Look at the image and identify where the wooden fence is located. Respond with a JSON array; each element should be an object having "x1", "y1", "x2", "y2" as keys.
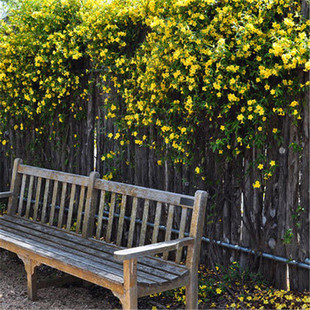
[{"x1": 0, "y1": 78, "x2": 309, "y2": 291}]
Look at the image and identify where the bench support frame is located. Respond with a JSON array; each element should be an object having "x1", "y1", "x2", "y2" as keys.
[{"x1": 18, "y1": 255, "x2": 41, "y2": 301}]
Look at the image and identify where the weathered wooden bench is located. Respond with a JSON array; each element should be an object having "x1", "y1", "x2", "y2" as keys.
[{"x1": 0, "y1": 158, "x2": 208, "y2": 309}]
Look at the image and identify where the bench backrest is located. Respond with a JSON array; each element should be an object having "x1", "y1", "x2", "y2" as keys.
[{"x1": 7, "y1": 158, "x2": 208, "y2": 264}]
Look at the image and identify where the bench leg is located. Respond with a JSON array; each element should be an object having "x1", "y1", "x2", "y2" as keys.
[
  {"x1": 186, "y1": 272, "x2": 198, "y2": 310},
  {"x1": 121, "y1": 259, "x2": 138, "y2": 310},
  {"x1": 18, "y1": 255, "x2": 40, "y2": 301}
]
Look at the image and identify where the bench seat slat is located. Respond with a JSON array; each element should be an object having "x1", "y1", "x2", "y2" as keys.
[
  {"x1": 1, "y1": 215, "x2": 188, "y2": 279},
  {"x1": 0, "y1": 229, "x2": 124, "y2": 284},
  {"x1": 0, "y1": 218, "x2": 176, "y2": 283},
  {"x1": 0, "y1": 220, "x2": 167, "y2": 284}
]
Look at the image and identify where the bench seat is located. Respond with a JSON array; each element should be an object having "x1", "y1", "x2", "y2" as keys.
[{"x1": 0, "y1": 214, "x2": 189, "y2": 296}]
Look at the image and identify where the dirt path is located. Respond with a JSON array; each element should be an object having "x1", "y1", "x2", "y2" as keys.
[{"x1": 0, "y1": 249, "x2": 123, "y2": 309}]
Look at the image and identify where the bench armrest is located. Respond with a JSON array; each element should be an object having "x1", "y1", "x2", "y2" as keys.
[
  {"x1": 0, "y1": 191, "x2": 13, "y2": 199},
  {"x1": 114, "y1": 237, "x2": 194, "y2": 261}
]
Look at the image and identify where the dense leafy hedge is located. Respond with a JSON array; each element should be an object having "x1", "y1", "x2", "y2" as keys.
[{"x1": 0, "y1": 0, "x2": 309, "y2": 186}]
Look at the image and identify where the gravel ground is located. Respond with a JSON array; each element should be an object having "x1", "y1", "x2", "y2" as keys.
[{"x1": 0, "y1": 249, "x2": 124, "y2": 309}]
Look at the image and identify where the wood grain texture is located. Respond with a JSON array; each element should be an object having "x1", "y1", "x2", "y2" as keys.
[
  {"x1": 1, "y1": 160, "x2": 208, "y2": 309},
  {"x1": 7, "y1": 158, "x2": 22, "y2": 215}
]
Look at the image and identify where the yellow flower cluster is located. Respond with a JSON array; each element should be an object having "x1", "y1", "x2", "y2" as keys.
[{"x1": 0, "y1": 0, "x2": 308, "y2": 182}]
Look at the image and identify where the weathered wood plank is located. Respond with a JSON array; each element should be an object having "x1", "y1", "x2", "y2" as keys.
[
  {"x1": 48, "y1": 180, "x2": 58, "y2": 225},
  {"x1": 186, "y1": 191, "x2": 208, "y2": 310},
  {"x1": 75, "y1": 185, "x2": 85, "y2": 233},
  {"x1": 0, "y1": 191, "x2": 13, "y2": 199},
  {"x1": 17, "y1": 174, "x2": 27, "y2": 216},
  {"x1": 94, "y1": 179, "x2": 194, "y2": 208},
  {"x1": 25, "y1": 175, "x2": 34, "y2": 219},
  {"x1": 57, "y1": 182, "x2": 67, "y2": 228},
  {"x1": 163, "y1": 204, "x2": 175, "y2": 260},
  {"x1": 106, "y1": 193, "x2": 116, "y2": 243},
  {"x1": 0, "y1": 217, "x2": 182, "y2": 282},
  {"x1": 152, "y1": 202, "x2": 162, "y2": 244},
  {"x1": 41, "y1": 179, "x2": 50, "y2": 224},
  {"x1": 66, "y1": 184, "x2": 76, "y2": 231},
  {"x1": 116, "y1": 195, "x2": 127, "y2": 246},
  {"x1": 139, "y1": 199, "x2": 149, "y2": 246},
  {"x1": 82, "y1": 172, "x2": 99, "y2": 238},
  {"x1": 96, "y1": 190, "x2": 106, "y2": 239},
  {"x1": 0, "y1": 229, "x2": 124, "y2": 284},
  {"x1": 122, "y1": 258, "x2": 138, "y2": 309},
  {"x1": 18, "y1": 165, "x2": 89, "y2": 187},
  {"x1": 7, "y1": 158, "x2": 23, "y2": 215},
  {"x1": 0, "y1": 233, "x2": 125, "y2": 296},
  {"x1": 33, "y1": 177, "x2": 42, "y2": 221},
  {"x1": 176, "y1": 207, "x2": 187, "y2": 263},
  {"x1": 128, "y1": 197, "x2": 138, "y2": 248},
  {"x1": 0, "y1": 222, "x2": 166, "y2": 284},
  {"x1": 2, "y1": 215, "x2": 188, "y2": 275},
  {"x1": 114, "y1": 237, "x2": 194, "y2": 261}
]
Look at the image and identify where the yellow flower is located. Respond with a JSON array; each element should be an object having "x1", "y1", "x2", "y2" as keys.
[
  {"x1": 270, "y1": 160, "x2": 276, "y2": 166},
  {"x1": 272, "y1": 128, "x2": 278, "y2": 133},
  {"x1": 195, "y1": 167, "x2": 201, "y2": 174},
  {"x1": 258, "y1": 164, "x2": 264, "y2": 170},
  {"x1": 216, "y1": 288, "x2": 222, "y2": 294},
  {"x1": 2, "y1": 140, "x2": 7, "y2": 146},
  {"x1": 220, "y1": 125, "x2": 225, "y2": 131},
  {"x1": 253, "y1": 180, "x2": 261, "y2": 188}
]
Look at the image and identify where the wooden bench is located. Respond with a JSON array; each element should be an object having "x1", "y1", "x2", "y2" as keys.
[{"x1": 0, "y1": 158, "x2": 208, "y2": 309}]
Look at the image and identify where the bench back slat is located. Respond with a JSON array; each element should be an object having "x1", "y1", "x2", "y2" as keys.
[
  {"x1": 57, "y1": 182, "x2": 68, "y2": 228},
  {"x1": 75, "y1": 185, "x2": 86, "y2": 233},
  {"x1": 49, "y1": 180, "x2": 59, "y2": 225},
  {"x1": 96, "y1": 190, "x2": 106, "y2": 239},
  {"x1": 18, "y1": 174, "x2": 27, "y2": 216},
  {"x1": 163, "y1": 204, "x2": 175, "y2": 260},
  {"x1": 139, "y1": 199, "x2": 149, "y2": 247},
  {"x1": 33, "y1": 177, "x2": 42, "y2": 221},
  {"x1": 41, "y1": 179, "x2": 50, "y2": 224},
  {"x1": 176, "y1": 207, "x2": 188, "y2": 263},
  {"x1": 106, "y1": 192, "x2": 116, "y2": 243},
  {"x1": 127, "y1": 196, "x2": 138, "y2": 248},
  {"x1": 25, "y1": 175, "x2": 34, "y2": 218},
  {"x1": 116, "y1": 194, "x2": 127, "y2": 246},
  {"x1": 152, "y1": 202, "x2": 162, "y2": 244},
  {"x1": 66, "y1": 183, "x2": 76, "y2": 231}
]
